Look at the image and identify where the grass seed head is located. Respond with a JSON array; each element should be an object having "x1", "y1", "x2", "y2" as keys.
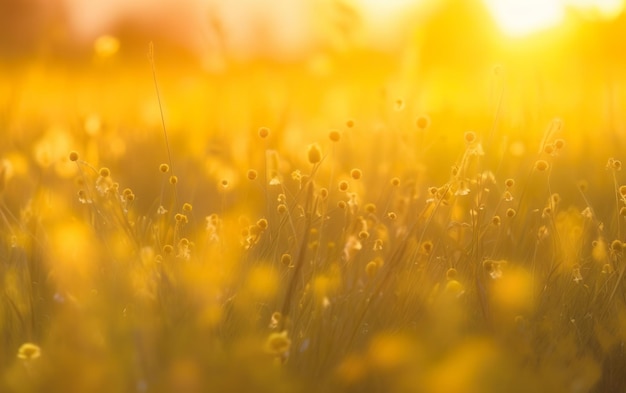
[
  {"x1": 258, "y1": 127, "x2": 270, "y2": 138},
  {"x1": 265, "y1": 331, "x2": 291, "y2": 356},
  {"x1": 247, "y1": 169, "x2": 258, "y2": 180},
  {"x1": 416, "y1": 115, "x2": 431, "y2": 130},
  {"x1": 607, "y1": 157, "x2": 623, "y2": 171},
  {"x1": 350, "y1": 168, "x2": 362, "y2": 180},
  {"x1": 307, "y1": 144, "x2": 322, "y2": 164},
  {"x1": 610, "y1": 239, "x2": 623, "y2": 253},
  {"x1": 69, "y1": 151, "x2": 79, "y2": 162},
  {"x1": 365, "y1": 260, "x2": 380, "y2": 279},
  {"x1": 280, "y1": 253, "x2": 292, "y2": 266},
  {"x1": 534, "y1": 160, "x2": 549, "y2": 172},
  {"x1": 464, "y1": 131, "x2": 476, "y2": 144},
  {"x1": 99, "y1": 167, "x2": 111, "y2": 177},
  {"x1": 17, "y1": 343, "x2": 41, "y2": 360},
  {"x1": 159, "y1": 163, "x2": 169, "y2": 173},
  {"x1": 329, "y1": 130, "x2": 341, "y2": 142},
  {"x1": 163, "y1": 244, "x2": 174, "y2": 255},
  {"x1": 256, "y1": 218, "x2": 269, "y2": 230}
]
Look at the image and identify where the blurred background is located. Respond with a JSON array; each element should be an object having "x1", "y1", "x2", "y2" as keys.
[{"x1": 1, "y1": 0, "x2": 626, "y2": 214}]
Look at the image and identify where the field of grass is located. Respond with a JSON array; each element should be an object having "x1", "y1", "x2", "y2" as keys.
[{"x1": 2, "y1": 2, "x2": 626, "y2": 392}]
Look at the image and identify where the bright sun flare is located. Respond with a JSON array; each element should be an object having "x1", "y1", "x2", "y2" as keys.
[{"x1": 483, "y1": 0, "x2": 624, "y2": 37}]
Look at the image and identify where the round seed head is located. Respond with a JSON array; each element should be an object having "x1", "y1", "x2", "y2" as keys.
[
  {"x1": 505, "y1": 178, "x2": 515, "y2": 188},
  {"x1": 169, "y1": 175, "x2": 178, "y2": 185},
  {"x1": 280, "y1": 253, "x2": 292, "y2": 266},
  {"x1": 159, "y1": 163, "x2": 169, "y2": 173},
  {"x1": 338, "y1": 180, "x2": 349, "y2": 192},
  {"x1": 365, "y1": 203, "x2": 376, "y2": 214},
  {"x1": 554, "y1": 138, "x2": 565, "y2": 149},
  {"x1": 163, "y1": 244, "x2": 174, "y2": 255},
  {"x1": 390, "y1": 177, "x2": 400, "y2": 187},
  {"x1": 69, "y1": 151, "x2": 79, "y2": 162},
  {"x1": 619, "y1": 185, "x2": 626, "y2": 197},
  {"x1": 346, "y1": 119, "x2": 355, "y2": 128},
  {"x1": 446, "y1": 268, "x2": 458, "y2": 280},
  {"x1": 464, "y1": 131, "x2": 476, "y2": 144},
  {"x1": 329, "y1": 130, "x2": 341, "y2": 142},
  {"x1": 247, "y1": 169, "x2": 258, "y2": 180},
  {"x1": 277, "y1": 204, "x2": 287, "y2": 214},
  {"x1": 258, "y1": 127, "x2": 270, "y2": 138},
  {"x1": 416, "y1": 115, "x2": 430, "y2": 130},
  {"x1": 506, "y1": 208, "x2": 516, "y2": 218},
  {"x1": 483, "y1": 260, "x2": 494, "y2": 273},
  {"x1": 534, "y1": 160, "x2": 549, "y2": 172},
  {"x1": 265, "y1": 331, "x2": 291, "y2": 355},
  {"x1": 350, "y1": 168, "x2": 362, "y2": 180},
  {"x1": 387, "y1": 212, "x2": 397, "y2": 220},
  {"x1": 543, "y1": 144, "x2": 555, "y2": 155},
  {"x1": 491, "y1": 215, "x2": 501, "y2": 226},
  {"x1": 365, "y1": 260, "x2": 379, "y2": 279},
  {"x1": 257, "y1": 218, "x2": 268, "y2": 230},
  {"x1": 99, "y1": 167, "x2": 111, "y2": 177},
  {"x1": 614, "y1": 160, "x2": 623, "y2": 171},
  {"x1": 421, "y1": 241, "x2": 433, "y2": 254},
  {"x1": 183, "y1": 203, "x2": 193, "y2": 212},
  {"x1": 337, "y1": 200, "x2": 347, "y2": 209},
  {"x1": 611, "y1": 240, "x2": 623, "y2": 252}
]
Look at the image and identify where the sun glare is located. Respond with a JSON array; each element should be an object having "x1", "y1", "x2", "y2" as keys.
[
  {"x1": 484, "y1": 0, "x2": 625, "y2": 37},
  {"x1": 483, "y1": 0, "x2": 564, "y2": 37},
  {"x1": 566, "y1": 0, "x2": 625, "y2": 19}
]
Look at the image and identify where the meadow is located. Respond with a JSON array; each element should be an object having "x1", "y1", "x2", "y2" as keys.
[{"x1": 2, "y1": 2, "x2": 626, "y2": 392}]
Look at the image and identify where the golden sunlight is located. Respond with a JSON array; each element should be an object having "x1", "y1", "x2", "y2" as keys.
[
  {"x1": 484, "y1": 0, "x2": 624, "y2": 37},
  {"x1": 3, "y1": 0, "x2": 626, "y2": 392},
  {"x1": 483, "y1": 0, "x2": 564, "y2": 37}
]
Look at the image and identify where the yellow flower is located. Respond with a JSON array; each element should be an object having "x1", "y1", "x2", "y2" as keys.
[
  {"x1": 17, "y1": 343, "x2": 41, "y2": 360},
  {"x1": 265, "y1": 331, "x2": 291, "y2": 356}
]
